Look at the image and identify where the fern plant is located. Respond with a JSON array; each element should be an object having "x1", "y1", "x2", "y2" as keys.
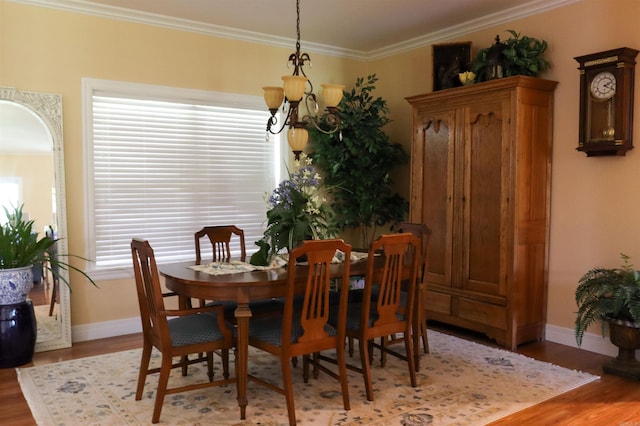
[{"x1": 575, "y1": 253, "x2": 640, "y2": 346}]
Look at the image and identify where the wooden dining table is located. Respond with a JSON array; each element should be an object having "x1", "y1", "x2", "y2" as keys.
[{"x1": 159, "y1": 258, "x2": 370, "y2": 420}]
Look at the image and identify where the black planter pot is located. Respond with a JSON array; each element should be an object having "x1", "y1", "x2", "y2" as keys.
[
  {"x1": 603, "y1": 318, "x2": 640, "y2": 380},
  {"x1": 0, "y1": 300, "x2": 37, "y2": 368}
]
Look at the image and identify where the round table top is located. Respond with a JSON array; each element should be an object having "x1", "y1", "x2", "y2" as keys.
[{"x1": 160, "y1": 259, "x2": 368, "y2": 302}]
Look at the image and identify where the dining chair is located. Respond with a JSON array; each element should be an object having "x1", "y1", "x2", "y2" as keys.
[
  {"x1": 194, "y1": 225, "x2": 280, "y2": 320},
  {"x1": 246, "y1": 239, "x2": 352, "y2": 426},
  {"x1": 381, "y1": 222, "x2": 432, "y2": 370},
  {"x1": 328, "y1": 233, "x2": 420, "y2": 401},
  {"x1": 130, "y1": 238, "x2": 236, "y2": 424},
  {"x1": 194, "y1": 225, "x2": 246, "y2": 264},
  {"x1": 194, "y1": 225, "x2": 245, "y2": 309}
]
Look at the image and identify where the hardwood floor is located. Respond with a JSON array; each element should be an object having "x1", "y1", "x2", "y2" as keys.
[{"x1": 1, "y1": 324, "x2": 639, "y2": 425}]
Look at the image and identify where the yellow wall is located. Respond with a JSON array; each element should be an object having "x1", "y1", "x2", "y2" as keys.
[
  {"x1": 373, "y1": 0, "x2": 640, "y2": 332},
  {"x1": 0, "y1": 153, "x2": 54, "y2": 231},
  {"x1": 0, "y1": 1, "x2": 364, "y2": 326},
  {"x1": 2, "y1": 0, "x2": 640, "y2": 340}
]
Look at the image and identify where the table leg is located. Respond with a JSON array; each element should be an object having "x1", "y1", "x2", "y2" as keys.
[
  {"x1": 178, "y1": 295, "x2": 190, "y2": 376},
  {"x1": 234, "y1": 301, "x2": 252, "y2": 419}
]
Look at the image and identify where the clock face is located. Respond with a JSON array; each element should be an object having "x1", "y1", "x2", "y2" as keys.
[{"x1": 590, "y1": 71, "x2": 616, "y2": 100}]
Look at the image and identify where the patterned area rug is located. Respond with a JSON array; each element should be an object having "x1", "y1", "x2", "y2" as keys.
[{"x1": 18, "y1": 330, "x2": 598, "y2": 425}]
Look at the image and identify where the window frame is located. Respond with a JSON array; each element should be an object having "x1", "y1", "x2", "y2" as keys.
[{"x1": 82, "y1": 78, "x2": 286, "y2": 280}]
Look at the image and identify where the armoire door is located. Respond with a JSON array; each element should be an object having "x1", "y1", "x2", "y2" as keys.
[
  {"x1": 458, "y1": 98, "x2": 510, "y2": 300},
  {"x1": 410, "y1": 109, "x2": 455, "y2": 314}
]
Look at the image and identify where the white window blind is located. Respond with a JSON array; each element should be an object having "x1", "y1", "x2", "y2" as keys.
[{"x1": 84, "y1": 80, "x2": 281, "y2": 273}]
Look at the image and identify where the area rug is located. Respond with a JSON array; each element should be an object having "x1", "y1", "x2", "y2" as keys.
[{"x1": 18, "y1": 330, "x2": 598, "y2": 425}]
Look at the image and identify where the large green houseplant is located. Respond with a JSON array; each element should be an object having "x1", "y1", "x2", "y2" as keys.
[
  {"x1": 575, "y1": 253, "x2": 640, "y2": 379},
  {"x1": 308, "y1": 74, "x2": 409, "y2": 247}
]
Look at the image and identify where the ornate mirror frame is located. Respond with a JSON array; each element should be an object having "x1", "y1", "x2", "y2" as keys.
[{"x1": 0, "y1": 86, "x2": 72, "y2": 351}]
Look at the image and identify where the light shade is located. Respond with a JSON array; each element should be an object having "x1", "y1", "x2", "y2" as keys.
[
  {"x1": 321, "y1": 84, "x2": 345, "y2": 108},
  {"x1": 282, "y1": 75, "x2": 307, "y2": 102},
  {"x1": 287, "y1": 126, "x2": 309, "y2": 152},
  {"x1": 263, "y1": 86, "x2": 284, "y2": 110}
]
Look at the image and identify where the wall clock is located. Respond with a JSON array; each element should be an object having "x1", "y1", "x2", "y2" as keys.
[{"x1": 575, "y1": 47, "x2": 638, "y2": 156}]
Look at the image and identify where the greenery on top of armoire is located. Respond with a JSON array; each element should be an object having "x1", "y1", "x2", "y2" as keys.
[
  {"x1": 472, "y1": 30, "x2": 550, "y2": 82},
  {"x1": 308, "y1": 74, "x2": 409, "y2": 246}
]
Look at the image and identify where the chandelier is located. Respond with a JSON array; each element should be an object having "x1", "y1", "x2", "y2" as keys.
[{"x1": 262, "y1": 0, "x2": 344, "y2": 160}]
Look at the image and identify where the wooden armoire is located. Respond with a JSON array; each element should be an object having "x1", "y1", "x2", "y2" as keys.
[{"x1": 406, "y1": 76, "x2": 557, "y2": 350}]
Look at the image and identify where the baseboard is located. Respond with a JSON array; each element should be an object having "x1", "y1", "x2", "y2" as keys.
[
  {"x1": 71, "y1": 318, "x2": 627, "y2": 359},
  {"x1": 545, "y1": 323, "x2": 620, "y2": 357},
  {"x1": 72, "y1": 316, "x2": 141, "y2": 342}
]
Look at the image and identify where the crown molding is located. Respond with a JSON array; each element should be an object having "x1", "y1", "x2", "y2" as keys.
[
  {"x1": 10, "y1": 0, "x2": 582, "y2": 61},
  {"x1": 368, "y1": 0, "x2": 583, "y2": 59},
  {"x1": 9, "y1": 0, "x2": 368, "y2": 60}
]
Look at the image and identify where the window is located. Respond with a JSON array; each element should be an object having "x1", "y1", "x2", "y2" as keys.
[
  {"x1": 0, "y1": 177, "x2": 21, "y2": 224},
  {"x1": 83, "y1": 79, "x2": 284, "y2": 278}
]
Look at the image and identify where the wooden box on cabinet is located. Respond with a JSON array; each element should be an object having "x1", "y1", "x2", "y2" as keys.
[{"x1": 406, "y1": 76, "x2": 557, "y2": 350}]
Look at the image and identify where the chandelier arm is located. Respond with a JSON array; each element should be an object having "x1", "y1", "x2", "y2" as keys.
[
  {"x1": 266, "y1": 108, "x2": 293, "y2": 135},
  {"x1": 300, "y1": 112, "x2": 341, "y2": 135},
  {"x1": 303, "y1": 92, "x2": 318, "y2": 114}
]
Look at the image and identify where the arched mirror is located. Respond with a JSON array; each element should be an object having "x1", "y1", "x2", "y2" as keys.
[{"x1": 0, "y1": 86, "x2": 71, "y2": 352}]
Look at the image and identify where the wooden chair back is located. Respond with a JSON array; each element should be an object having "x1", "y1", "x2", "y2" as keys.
[
  {"x1": 364, "y1": 233, "x2": 421, "y2": 332},
  {"x1": 391, "y1": 222, "x2": 431, "y2": 281},
  {"x1": 284, "y1": 239, "x2": 352, "y2": 353},
  {"x1": 131, "y1": 238, "x2": 170, "y2": 349},
  {"x1": 194, "y1": 225, "x2": 246, "y2": 264}
]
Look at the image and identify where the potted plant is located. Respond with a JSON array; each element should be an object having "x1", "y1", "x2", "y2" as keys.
[
  {"x1": 308, "y1": 74, "x2": 409, "y2": 247},
  {"x1": 250, "y1": 154, "x2": 336, "y2": 266},
  {"x1": 575, "y1": 253, "x2": 640, "y2": 379},
  {"x1": 0, "y1": 204, "x2": 96, "y2": 367},
  {"x1": 472, "y1": 30, "x2": 550, "y2": 82}
]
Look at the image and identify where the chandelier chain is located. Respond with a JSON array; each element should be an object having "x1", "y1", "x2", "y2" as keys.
[{"x1": 296, "y1": 0, "x2": 301, "y2": 54}]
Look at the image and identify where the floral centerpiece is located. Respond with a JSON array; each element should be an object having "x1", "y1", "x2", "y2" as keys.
[{"x1": 250, "y1": 154, "x2": 335, "y2": 266}]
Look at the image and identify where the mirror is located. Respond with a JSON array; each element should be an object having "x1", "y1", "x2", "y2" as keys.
[{"x1": 0, "y1": 86, "x2": 71, "y2": 352}]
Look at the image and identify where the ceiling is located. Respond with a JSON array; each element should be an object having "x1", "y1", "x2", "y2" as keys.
[
  {"x1": 3, "y1": 0, "x2": 574, "y2": 153},
  {"x1": 24, "y1": 0, "x2": 575, "y2": 57}
]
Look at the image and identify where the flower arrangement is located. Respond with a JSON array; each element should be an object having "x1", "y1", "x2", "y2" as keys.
[{"x1": 250, "y1": 154, "x2": 335, "y2": 266}]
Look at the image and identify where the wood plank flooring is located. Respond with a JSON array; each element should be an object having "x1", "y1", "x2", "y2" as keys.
[{"x1": 1, "y1": 323, "x2": 639, "y2": 425}]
